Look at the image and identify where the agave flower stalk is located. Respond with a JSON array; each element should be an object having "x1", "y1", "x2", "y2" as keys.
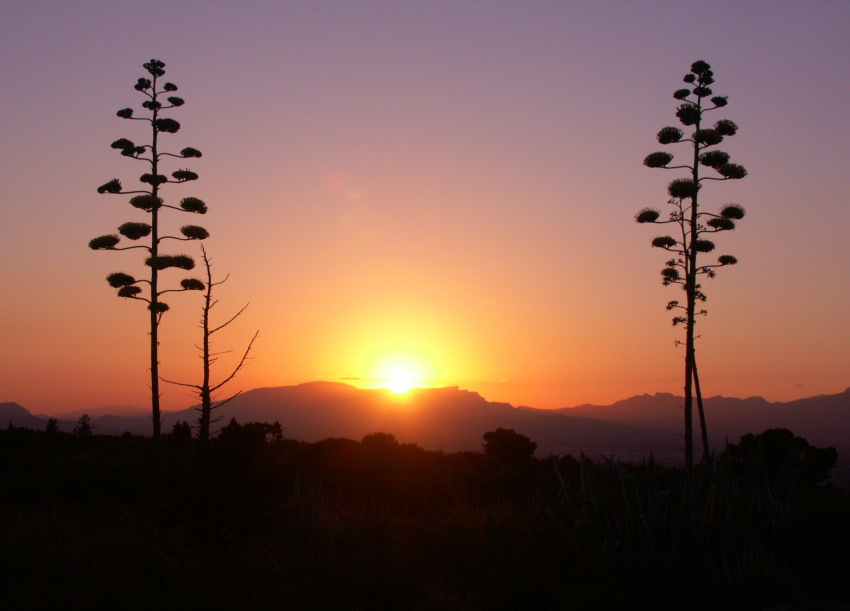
[
  {"x1": 88, "y1": 59, "x2": 209, "y2": 441},
  {"x1": 636, "y1": 61, "x2": 747, "y2": 471}
]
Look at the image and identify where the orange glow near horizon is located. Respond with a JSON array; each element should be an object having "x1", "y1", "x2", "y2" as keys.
[
  {"x1": 307, "y1": 300, "x2": 475, "y2": 396},
  {"x1": 3, "y1": 3, "x2": 850, "y2": 416},
  {"x1": 371, "y1": 352, "x2": 432, "y2": 394}
]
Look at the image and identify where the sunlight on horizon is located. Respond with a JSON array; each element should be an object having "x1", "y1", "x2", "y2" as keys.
[{"x1": 372, "y1": 352, "x2": 433, "y2": 395}]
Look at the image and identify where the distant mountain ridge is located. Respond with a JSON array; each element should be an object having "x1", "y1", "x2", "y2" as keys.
[
  {"x1": 554, "y1": 388, "x2": 850, "y2": 450},
  {"x1": 0, "y1": 403, "x2": 44, "y2": 430},
  {"x1": 2, "y1": 385, "x2": 849, "y2": 466}
]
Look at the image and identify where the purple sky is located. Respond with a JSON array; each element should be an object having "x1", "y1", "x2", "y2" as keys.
[{"x1": 2, "y1": 1, "x2": 849, "y2": 414}]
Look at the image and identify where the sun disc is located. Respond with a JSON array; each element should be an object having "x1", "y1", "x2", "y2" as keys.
[
  {"x1": 375, "y1": 354, "x2": 429, "y2": 394},
  {"x1": 387, "y1": 377, "x2": 415, "y2": 394}
]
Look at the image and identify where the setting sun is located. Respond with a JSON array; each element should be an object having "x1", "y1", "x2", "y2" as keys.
[{"x1": 374, "y1": 354, "x2": 431, "y2": 394}]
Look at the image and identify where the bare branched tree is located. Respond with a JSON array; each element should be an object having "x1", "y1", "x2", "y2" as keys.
[{"x1": 162, "y1": 245, "x2": 258, "y2": 442}]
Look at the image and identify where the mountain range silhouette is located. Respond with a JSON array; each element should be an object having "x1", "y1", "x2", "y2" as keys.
[{"x1": 4, "y1": 383, "x2": 849, "y2": 472}]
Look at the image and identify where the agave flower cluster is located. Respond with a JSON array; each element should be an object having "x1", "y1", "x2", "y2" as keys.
[
  {"x1": 635, "y1": 60, "x2": 747, "y2": 327},
  {"x1": 635, "y1": 60, "x2": 747, "y2": 471},
  {"x1": 89, "y1": 59, "x2": 209, "y2": 314}
]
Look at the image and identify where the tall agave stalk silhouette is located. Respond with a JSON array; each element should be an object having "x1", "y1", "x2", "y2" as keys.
[
  {"x1": 89, "y1": 59, "x2": 209, "y2": 441},
  {"x1": 636, "y1": 60, "x2": 747, "y2": 470}
]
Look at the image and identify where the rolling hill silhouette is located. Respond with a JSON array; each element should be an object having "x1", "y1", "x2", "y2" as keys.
[
  {"x1": 3, "y1": 384, "x2": 849, "y2": 467},
  {"x1": 184, "y1": 382, "x2": 677, "y2": 459},
  {"x1": 0, "y1": 402, "x2": 43, "y2": 430}
]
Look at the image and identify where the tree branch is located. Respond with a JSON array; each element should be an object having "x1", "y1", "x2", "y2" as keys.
[
  {"x1": 208, "y1": 390, "x2": 243, "y2": 412},
  {"x1": 209, "y1": 330, "x2": 259, "y2": 393},
  {"x1": 104, "y1": 189, "x2": 152, "y2": 196},
  {"x1": 210, "y1": 303, "x2": 250, "y2": 335},
  {"x1": 160, "y1": 376, "x2": 202, "y2": 390}
]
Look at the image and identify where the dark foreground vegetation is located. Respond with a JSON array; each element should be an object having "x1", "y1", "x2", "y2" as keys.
[{"x1": 1, "y1": 422, "x2": 848, "y2": 611}]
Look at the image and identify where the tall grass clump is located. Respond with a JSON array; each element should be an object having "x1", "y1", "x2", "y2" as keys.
[{"x1": 547, "y1": 443, "x2": 844, "y2": 609}]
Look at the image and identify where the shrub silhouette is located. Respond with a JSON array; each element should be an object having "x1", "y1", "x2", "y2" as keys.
[
  {"x1": 483, "y1": 428, "x2": 537, "y2": 464},
  {"x1": 723, "y1": 428, "x2": 837, "y2": 489}
]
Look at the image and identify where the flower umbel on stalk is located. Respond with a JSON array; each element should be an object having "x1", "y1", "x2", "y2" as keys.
[
  {"x1": 89, "y1": 59, "x2": 208, "y2": 442},
  {"x1": 636, "y1": 60, "x2": 747, "y2": 471}
]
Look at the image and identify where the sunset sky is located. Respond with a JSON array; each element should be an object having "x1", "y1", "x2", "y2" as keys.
[{"x1": 2, "y1": 1, "x2": 849, "y2": 415}]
